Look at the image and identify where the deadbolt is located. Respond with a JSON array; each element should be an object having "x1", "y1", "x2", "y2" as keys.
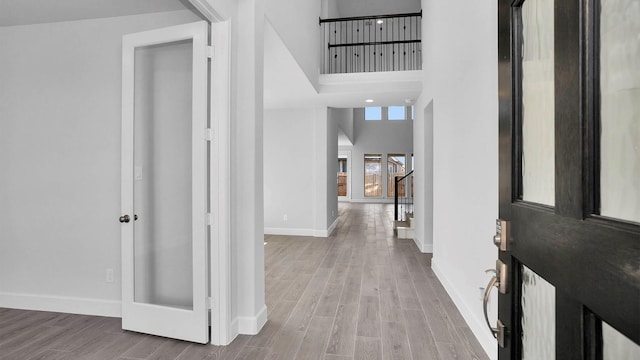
[
  {"x1": 119, "y1": 215, "x2": 130, "y2": 223},
  {"x1": 493, "y1": 219, "x2": 509, "y2": 251}
]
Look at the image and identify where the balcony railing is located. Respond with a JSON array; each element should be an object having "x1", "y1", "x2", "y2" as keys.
[
  {"x1": 394, "y1": 170, "x2": 414, "y2": 221},
  {"x1": 320, "y1": 11, "x2": 422, "y2": 74}
]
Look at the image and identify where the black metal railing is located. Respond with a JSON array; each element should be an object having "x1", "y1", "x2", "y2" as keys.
[
  {"x1": 320, "y1": 11, "x2": 422, "y2": 74},
  {"x1": 394, "y1": 170, "x2": 414, "y2": 221}
]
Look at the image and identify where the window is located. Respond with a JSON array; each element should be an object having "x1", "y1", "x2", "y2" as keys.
[
  {"x1": 388, "y1": 106, "x2": 405, "y2": 120},
  {"x1": 364, "y1": 107, "x2": 382, "y2": 120},
  {"x1": 337, "y1": 158, "x2": 347, "y2": 196},
  {"x1": 364, "y1": 154, "x2": 382, "y2": 197},
  {"x1": 411, "y1": 105, "x2": 415, "y2": 120},
  {"x1": 387, "y1": 154, "x2": 406, "y2": 197}
]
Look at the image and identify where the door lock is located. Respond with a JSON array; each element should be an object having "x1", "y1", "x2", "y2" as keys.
[{"x1": 493, "y1": 219, "x2": 509, "y2": 251}]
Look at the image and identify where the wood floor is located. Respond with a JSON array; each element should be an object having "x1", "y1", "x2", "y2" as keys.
[{"x1": 0, "y1": 203, "x2": 488, "y2": 360}]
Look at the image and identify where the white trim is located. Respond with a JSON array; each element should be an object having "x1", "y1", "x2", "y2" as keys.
[
  {"x1": 0, "y1": 292, "x2": 121, "y2": 318},
  {"x1": 188, "y1": 0, "x2": 225, "y2": 22},
  {"x1": 236, "y1": 305, "x2": 268, "y2": 335},
  {"x1": 326, "y1": 217, "x2": 339, "y2": 237},
  {"x1": 265, "y1": 217, "x2": 339, "y2": 238},
  {"x1": 412, "y1": 236, "x2": 433, "y2": 253},
  {"x1": 265, "y1": 227, "x2": 315, "y2": 237},
  {"x1": 431, "y1": 258, "x2": 496, "y2": 360},
  {"x1": 209, "y1": 19, "x2": 232, "y2": 346}
]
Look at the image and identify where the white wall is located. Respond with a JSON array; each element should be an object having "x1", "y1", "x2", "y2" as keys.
[
  {"x1": 264, "y1": 109, "x2": 316, "y2": 233},
  {"x1": 230, "y1": 0, "x2": 267, "y2": 337},
  {"x1": 342, "y1": 108, "x2": 414, "y2": 202},
  {"x1": 412, "y1": 101, "x2": 433, "y2": 253},
  {"x1": 334, "y1": 107, "x2": 354, "y2": 144},
  {"x1": 322, "y1": 0, "x2": 341, "y2": 18},
  {"x1": 264, "y1": 0, "x2": 322, "y2": 90},
  {"x1": 416, "y1": 0, "x2": 499, "y2": 358},
  {"x1": 0, "y1": 10, "x2": 201, "y2": 316},
  {"x1": 263, "y1": 107, "x2": 338, "y2": 237}
]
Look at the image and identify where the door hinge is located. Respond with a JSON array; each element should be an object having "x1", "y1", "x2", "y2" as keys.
[
  {"x1": 205, "y1": 128, "x2": 214, "y2": 142},
  {"x1": 207, "y1": 213, "x2": 215, "y2": 226},
  {"x1": 207, "y1": 46, "x2": 213, "y2": 59},
  {"x1": 207, "y1": 297, "x2": 214, "y2": 309}
]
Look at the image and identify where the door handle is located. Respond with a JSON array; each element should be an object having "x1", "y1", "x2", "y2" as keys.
[
  {"x1": 483, "y1": 270, "x2": 499, "y2": 338},
  {"x1": 119, "y1": 215, "x2": 130, "y2": 223},
  {"x1": 483, "y1": 262, "x2": 508, "y2": 347}
]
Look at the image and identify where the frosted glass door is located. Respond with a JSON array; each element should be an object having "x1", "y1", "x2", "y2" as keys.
[
  {"x1": 521, "y1": 265, "x2": 555, "y2": 360},
  {"x1": 599, "y1": 0, "x2": 640, "y2": 223},
  {"x1": 521, "y1": 0, "x2": 555, "y2": 206},
  {"x1": 121, "y1": 21, "x2": 208, "y2": 344}
]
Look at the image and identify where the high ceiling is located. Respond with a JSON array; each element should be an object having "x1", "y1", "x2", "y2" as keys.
[
  {"x1": 335, "y1": 0, "x2": 421, "y2": 17},
  {"x1": 0, "y1": 0, "x2": 195, "y2": 27}
]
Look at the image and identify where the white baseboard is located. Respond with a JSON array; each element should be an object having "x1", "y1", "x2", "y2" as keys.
[
  {"x1": 264, "y1": 227, "x2": 315, "y2": 237},
  {"x1": 431, "y1": 259, "x2": 497, "y2": 360},
  {"x1": 319, "y1": 217, "x2": 339, "y2": 237},
  {"x1": 412, "y1": 236, "x2": 433, "y2": 253},
  {"x1": 0, "y1": 292, "x2": 121, "y2": 318},
  {"x1": 237, "y1": 304, "x2": 268, "y2": 335},
  {"x1": 265, "y1": 218, "x2": 339, "y2": 238}
]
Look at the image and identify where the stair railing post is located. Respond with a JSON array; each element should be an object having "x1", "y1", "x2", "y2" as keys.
[{"x1": 394, "y1": 176, "x2": 399, "y2": 221}]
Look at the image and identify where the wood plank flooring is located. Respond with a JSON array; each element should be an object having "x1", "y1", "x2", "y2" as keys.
[{"x1": 0, "y1": 203, "x2": 488, "y2": 360}]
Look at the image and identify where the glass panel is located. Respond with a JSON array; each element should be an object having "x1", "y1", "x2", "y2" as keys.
[
  {"x1": 521, "y1": 0, "x2": 555, "y2": 206},
  {"x1": 365, "y1": 107, "x2": 382, "y2": 120},
  {"x1": 387, "y1": 154, "x2": 406, "y2": 197},
  {"x1": 133, "y1": 40, "x2": 194, "y2": 309},
  {"x1": 521, "y1": 265, "x2": 555, "y2": 360},
  {"x1": 599, "y1": 0, "x2": 640, "y2": 223},
  {"x1": 388, "y1": 106, "x2": 405, "y2": 120},
  {"x1": 602, "y1": 321, "x2": 640, "y2": 359},
  {"x1": 338, "y1": 158, "x2": 347, "y2": 196},
  {"x1": 364, "y1": 154, "x2": 382, "y2": 197}
]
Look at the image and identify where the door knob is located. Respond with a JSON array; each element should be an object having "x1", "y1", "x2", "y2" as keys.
[{"x1": 119, "y1": 215, "x2": 130, "y2": 223}]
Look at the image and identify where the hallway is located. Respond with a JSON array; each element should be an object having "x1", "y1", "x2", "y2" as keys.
[{"x1": 0, "y1": 203, "x2": 488, "y2": 360}]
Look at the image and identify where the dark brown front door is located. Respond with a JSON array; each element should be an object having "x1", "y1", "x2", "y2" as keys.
[{"x1": 495, "y1": 0, "x2": 639, "y2": 359}]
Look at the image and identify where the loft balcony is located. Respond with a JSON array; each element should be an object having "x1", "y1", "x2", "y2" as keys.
[{"x1": 320, "y1": 11, "x2": 422, "y2": 74}]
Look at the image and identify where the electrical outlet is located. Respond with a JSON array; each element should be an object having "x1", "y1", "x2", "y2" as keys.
[
  {"x1": 283, "y1": 214, "x2": 288, "y2": 221},
  {"x1": 106, "y1": 269, "x2": 114, "y2": 283}
]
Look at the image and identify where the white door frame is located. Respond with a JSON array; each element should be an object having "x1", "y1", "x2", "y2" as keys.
[
  {"x1": 187, "y1": 0, "x2": 234, "y2": 345},
  {"x1": 209, "y1": 19, "x2": 233, "y2": 346}
]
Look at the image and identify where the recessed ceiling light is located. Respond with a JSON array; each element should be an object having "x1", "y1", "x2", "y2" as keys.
[
  {"x1": 377, "y1": 19, "x2": 384, "y2": 24},
  {"x1": 365, "y1": 99, "x2": 374, "y2": 103}
]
